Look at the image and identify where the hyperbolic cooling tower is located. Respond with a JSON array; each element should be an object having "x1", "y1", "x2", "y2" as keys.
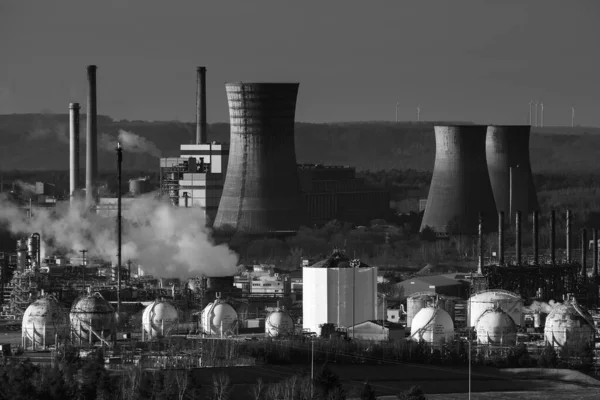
[
  {"x1": 213, "y1": 83, "x2": 306, "y2": 234},
  {"x1": 420, "y1": 125, "x2": 498, "y2": 234},
  {"x1": 485, "y1": 125, "x2": 539, "y2": 220}
]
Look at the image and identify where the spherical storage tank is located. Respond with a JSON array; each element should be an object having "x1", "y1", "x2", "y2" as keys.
[
  {"x1": 22, "y1": 295, "x2": 68, "y2": 349},
  {"x1": 265, "y1": 308, "x2": 295, "y2": 337},
  {"x1": 544, "y1": 296, "x2": 595, "y2": 349},
  {"x1": 201, "y1": 299, "x2": 238, "y2": 336},
  {"x1": 70, "y1": 292, "x2": 116, "y2": 343},
  {"x1": 469, "y1": 290, "x2": 523, "y2": 327},
  {"x1": 410, "y1": 306, "x2": 454, "y2": 344},
  {"x1": 475, "y1": 306, "x2": 517, "y2": 346},
  {"x1": 142, "y1": 300, "x2": 179, "y2": 339},
  {"x1": 406, "y1": 293, "x2": 436, "y2": 328}
]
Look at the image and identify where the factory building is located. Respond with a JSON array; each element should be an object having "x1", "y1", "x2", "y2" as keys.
[{"x1": 299, "y1": 164, "x2": 391, "y2": 226}]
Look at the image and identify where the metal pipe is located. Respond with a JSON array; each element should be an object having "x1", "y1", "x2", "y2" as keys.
[
  {"x1": 566, "y1": 210, "x2": 572, "y2": 263},
  {"x1": 550, "y1": 210, "x2": 556, "y2": 265},
  {"x1": 69, "y1": 103, "x2": 80, "y2": 203},
  {"x1": 478, "y1": 212, "x2": 483, "y2": 273},
  {"x1": 581, "y1": 228, "x2": 587, "y2": 277},
  {"x1": 532, "y1": 210, "x2": 539, "y2": 265},
  {"x1": 498, "y1": 211, "x2": 504, "y2": 265},
  {"x1": 516, "y1": 211, "x2": 522, "y2": 265},
  {"x1": 593, "y1": 228, "x2": 598, "y2": 278},
  {"x1": 196, "y1": 67, "x2": 207, "y2": 144},
  {"x1": 117, "y1": 142, "x2": 122, "y2": 316},
  {"x1": 85, "y1": 65, "x2": 98, "y2": 207}
]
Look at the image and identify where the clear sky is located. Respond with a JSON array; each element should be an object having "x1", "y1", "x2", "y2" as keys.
[{"x1": 1, "y1": 0, "x2": 598, "y2": 126}]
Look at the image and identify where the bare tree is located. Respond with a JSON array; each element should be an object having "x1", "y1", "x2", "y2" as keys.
[
  {"x1": 174, "y1": 369, "x2": 189, "y2": 400},
  {"x1": 212, "y1": 372, "x2": 232, "y2": 400},
  {"x1": 250, "y1": 378, "x2": 264, "y2": 400},
  {"x1": 120, "y1": 365, "x2": 142, "y2": 400}
]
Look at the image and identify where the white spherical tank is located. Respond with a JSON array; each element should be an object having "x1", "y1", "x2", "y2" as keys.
[
  {"x1": 265, "y1": 309, "x2": 295, "y2": 337},
  {"x1": 544, "y1": 296, "x2": 595, "y2": 349},
  {"x1": 475, "y1": 306, "x2": 517, "y2": 346},
  {"x1": 142, "y1": 300, "x2": 179, "y2": 339},
  {"x1": 410, "y1": 306, "x2": 454, "y2": 344},
  {"x1": 406, "y1": 293, "x2": 436, "y2": 328},
  {"x1": 201, "y1": 299, "x2": 238, "y2": 336},
  {"x1": 22, "y1": 295, "x2": 68, "y2": 349},
  {"x1": 69, "y1": 292, "x2": 116, "y2": 343},
  {"x1": 469, "y1": 290, "x2": 523, "y2": 327}
]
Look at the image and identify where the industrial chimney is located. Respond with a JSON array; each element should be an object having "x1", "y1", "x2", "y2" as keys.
[
  {"x1": 486, "y1": 125, "x2": 539, "y2": 223},
  {"x1": 213, "y1": 82, "x2": 307, "y2": 234},
  {"x1": 69, "y1": 103, "x2": 80, "y2": 204},
  {"x1": 420, "y1": 125, "x2": 498, "y2": 234},
  {"x1": 196, "y1": 66, "x2": 207, "y2": 144},
  {"x1": 85, "y1": 65, "x2": 98, "y2": 207}
]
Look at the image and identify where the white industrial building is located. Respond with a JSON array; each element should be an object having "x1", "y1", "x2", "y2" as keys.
[{"x1": 302, "y1": 251, "x2": 378, "y2": 336}]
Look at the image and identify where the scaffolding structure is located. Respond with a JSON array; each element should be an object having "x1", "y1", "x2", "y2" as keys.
[{"x1": 159, "y1": 158, "x2": 189, "y2": 206}]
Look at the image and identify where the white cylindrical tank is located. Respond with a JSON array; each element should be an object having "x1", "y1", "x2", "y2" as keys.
[
  {"x1": 22, "y1": 295, "x2": 68, "y2": 349},
  {"x1": 469, "y1": 290, "x2": 523, "y2": 327},
  {"x1": 201, "y1": 299, "x2": 238, "y2": 336},
  {"x1": 475, "y1": 306, "x2": 517, "y2": 346},
  {"x1": 406, "y1": 293, "x2": 435, "y2": 328},
  {"x1": 265, "y1": 308, "x2": 295, "y2": 337},
  {"x1": 410, "y1": 306, "x2": 454, "y2": 344},
  {"x1": 142, "y1": 300, "x2": 179, "y2": 339},
  {"x1": 69, "y1": 292, "x2": 116, "y2": 343},
  {"x1": 544, "y1": 296, "x2": 595, "y2": 349}
]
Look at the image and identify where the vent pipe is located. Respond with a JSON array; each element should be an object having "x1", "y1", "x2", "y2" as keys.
[
  {"x1": 566, "y1": 210, "x2": 572, "y2": 263},
  {"x1": 550, "y1": 210, "x2": 556, "y2": 265},
  {"x1": 117, "y1": 142, "x2": 122, "y2": 316},
  {"x1": 515, "y1": 210, "x2": 522, "y2": 265},
  {"x1": 478, "y1": 212, "x2": 484, "y2": 274},
  {"x1": 85, "y1": 65, "x2": 98, "y2": 207},
  {"x1": 581, "y1": 228, "x2": 587, "y2": 277},
  {"x1": 69, "y1": 103, "x2": 80, "y2": 204},
  {"x1": 498, "y1": 211, "x2": 504, "y2": 265},
  {"x1": 532, "y1": 210, "x2": 539, "y2": 265},
  {"x1": 196, "y1": 66, "x2": 207, "y2": 144},
  {"x1": 593, "y1": 228, "x2": 598, "y2": 278}
]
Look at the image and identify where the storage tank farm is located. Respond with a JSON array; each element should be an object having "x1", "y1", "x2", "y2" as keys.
[{"x1": 213, "y1": 82, "x2": 307, "y2": 234}]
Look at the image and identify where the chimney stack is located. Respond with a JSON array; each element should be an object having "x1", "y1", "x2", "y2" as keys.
[
  {"x1": 515, "y1": 210, "x2": 522, "y2": 265},
  {"x1": 69, "y1": 103, "x2": 80, "y2": 204},
  {"x1": 566, "y1": 210, "x2": 572, "y2": 263},
  {"x1": 550, "y1": 210, "x2": 556, "y2": 264},
  {"x1": 196, "y1": 66, "x2": 207, "y2": 144},
  {"x1": 85, "y1": 65, "x2": 98, "y2": 207}
]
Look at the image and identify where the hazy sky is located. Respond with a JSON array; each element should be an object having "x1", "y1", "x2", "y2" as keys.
[{"x1": 1, "y1": 0, "x2": 598, "y2": 126}]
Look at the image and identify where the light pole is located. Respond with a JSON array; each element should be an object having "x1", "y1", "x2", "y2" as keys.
[
  {"x1": 395, "y1": 102, "x2": 399, "y2": 122},
  {"x1": 311, "y1": 338, "x2": 314, "y2": 398}
]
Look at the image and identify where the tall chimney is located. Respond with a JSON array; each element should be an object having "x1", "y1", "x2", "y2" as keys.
[
  {"x1": 69, "y1": 103, "x2": 80, "y2": 204},
  {"x1": 196, "y1": 66, "x2": 207, "y2": 144},
  {"x1": 478, "y1": 212, "x2": 484, "y2": 274},
  {"x1": 532, "y1": 210, "x2": 539, "y2": 265},
  {"x1": 566, "y1": 210, "x2": 572, "y2": 263},
  {"x1": 516, "y1": 210, "x2": 522, "y2": 265},
  {"x1": 85, "y1": 65, "x2": 98, "y2": 207},
  {"x1": 581, "y1": 228, "x2": 587, "y2": 277},
  {"x1": 593, "y1": 228, "x2": 598, "y2": 278},
  {"x1": 550, "y1": 210, "x2": 556, "y2": 264},
  {"x1": 498, "y1": 211, "x2": 505, "y2": 265}
]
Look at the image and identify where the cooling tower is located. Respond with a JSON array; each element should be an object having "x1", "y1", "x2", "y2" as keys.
[
  {"x1": 485, "y1": 125, "x2": 538, "y2": 221},
  {"x1": 85, "y1": 65, "x2": 98, "y2": 207},
  {"x1": 196, "y1": 66, "x2": 207, "y2": 144},
  {"x1": 69, "y1": 103, "x2": 80, "y2": 204},
  {"x1": 213, "y1": 82, "x2": 306, "y2": 234},
  {"x1": 420, "y1": 125, "x2": 497, "y2": 234}
]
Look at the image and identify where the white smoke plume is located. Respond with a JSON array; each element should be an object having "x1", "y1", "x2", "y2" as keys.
[
  {"x1": 27, "y1": 121, "x2": 69, "y2": 144},
  {"x1": 0, "y1": 193, "x2": 239, "y2": 278},
  {"x1": 100, "y1": 130, "x2": 161, "y2": 158},
  {"x1": 523, "y1": 300, "x2": 560, "y2": 314},
  {"x1": 13, "y1": 180, "x2": 36, "y2": 195}
]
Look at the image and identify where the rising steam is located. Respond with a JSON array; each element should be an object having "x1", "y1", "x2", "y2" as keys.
[
  {"x1": 522, "y1": 300, "x2": 559, "y2": 314},
  {"x1": 100, "y1": 130, "x2": 161, "y2": 157},
  {"x1": 0, "y1": 193, "x2": 238, "y2": 278}
]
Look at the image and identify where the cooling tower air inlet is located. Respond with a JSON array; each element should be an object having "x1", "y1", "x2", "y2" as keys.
[
  {"x1": 85, "y1": 65, "x2": 98, "y2": 207},
  {"x1": 69, "y1": 103, "x2": 80, "y2": 204}
]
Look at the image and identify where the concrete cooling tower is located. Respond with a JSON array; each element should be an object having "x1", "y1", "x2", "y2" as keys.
[
  {"x1": 486, "y1": 125, "x2": 538, "y2": 221},
  {"x1": 420, "y1": 125, "x2": 498, "y2": 234},
  {"x1": 213, "y1": 83, "x2": 307, "y2": 234}
]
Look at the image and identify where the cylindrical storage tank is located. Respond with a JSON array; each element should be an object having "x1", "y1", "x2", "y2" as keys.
[
  {"x1": 129, "y1": 178, "x2": 151, "y2": 196},
  {"x1": 406, "y1": 293, "x2": 435, "y2": 328},
  {"x1": 69, "y1": 292, "x2": 115, "y2": 343},
  {"x1": 533, "y1": 312, "x2": 547, "y2": 329},
  {"x1": 410, "y1": 306, "x2": 454, "y2": 344},
  {"x1": 475, "y1": 306, "x2": 517, "y2": 346},
  {"x1": 22, "y1": 296, "x2": 68, "y2": 349},
  {"x1": 420, "y1": 125, "x2": 498, "y2": 234},
  {"x1": 265, "y1": 308, "x2": 295, "y2": 337},
  {"x1": 200, "y1": 299, "x2": 238, "y2": 336},
  {"x1": 468, "y1": 290, "x2": 523, "y2": 327},
  {"x1": 213, "y1": 82, "x2": 307, "y2": 234},
  {"x1": 544, "y1": 296, "x2": 595, "y2": 349},
  {"x1": 485, "y1": 125, "x2": 539, "y2": 220},
  {"x1": 142, "y1": 300, "x2": 179, "y2": 339}
]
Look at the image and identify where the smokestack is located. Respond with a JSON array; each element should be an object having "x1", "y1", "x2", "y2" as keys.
[
  {"x1": 516, "y1": 210, "x2": 522, "y2": 265},
  {"x1": 196, "y1": 66, "x2": 207, "y2": 144},
  {"x1": 116, "y1": 142, "x2": 122, "y2": 316},
  {"x1": 581, "y1": 228, "x2": 587, "y2": 277},
  {"x1": 593, "y1": 228, "x2": 598, "y2": 278},
  {"x1": 532, "y1": 210, "x2": 539, "y2": 265},
  {"x1": 566, "y1": 210, "x2": 572, "y2": 263},
  {"x1": 498, "y1": 211, "x2": 505, "y2": 265},
  {"x1": 550, "y1": 210, "x2": 556, "y2": 265},
  {"x1": 69, "y1": 103, "x2": 80, "y2": 204},
  {"x1": 478, "y1": 212, "x2": 484, "y2": 274},
  {"x1": 85, "y1": 65, "x2": 98, "y2": 207}
]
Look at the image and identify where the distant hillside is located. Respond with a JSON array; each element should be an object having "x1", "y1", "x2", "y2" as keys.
[{"x1": 1, "y1": 113, "x2": 599, "y2": 173}]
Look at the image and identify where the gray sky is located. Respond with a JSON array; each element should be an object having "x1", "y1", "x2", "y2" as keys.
[{"x1": 1, "y1": 0, "x2": 598, "y2": 126}]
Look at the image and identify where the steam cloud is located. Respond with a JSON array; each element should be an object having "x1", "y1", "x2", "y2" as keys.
[
  {"x1": 523, "y1": 300, "x2": 559, "y2": 314},
  {"x1": 100, "y1": 130, "x2": 161, "y2": 158},
  {"x1": 27, "y1": 121, "x2": 69, "y2": 144},
  {"x1": 0, "y1": 193, "x2": 239, "y2": 278}
]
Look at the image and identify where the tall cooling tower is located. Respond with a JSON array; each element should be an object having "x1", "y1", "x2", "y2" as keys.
[
  {"x1": 213, "y1": 83, "x2": 307, "y2": 234},
  {"x1": 486, "y1": 125, "x2": 538, "y2": 221},
  {"x1": 420, "y1": 125, "x2": 497, "y2": 234}
]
